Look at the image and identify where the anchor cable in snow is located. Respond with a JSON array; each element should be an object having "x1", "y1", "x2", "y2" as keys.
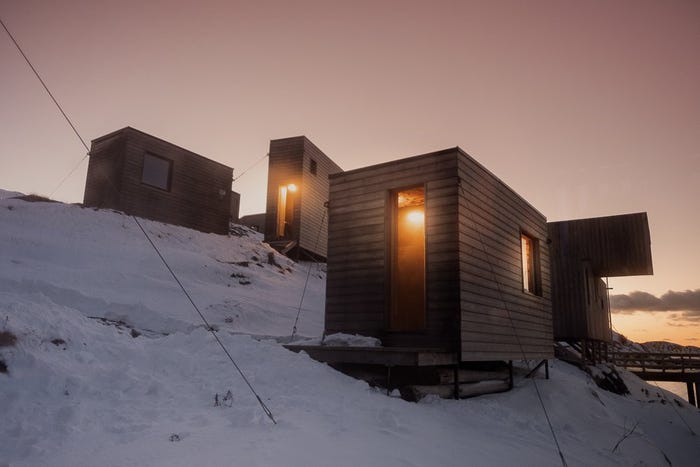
[
  {"x1": 652, "y1": 381, "x2": 696, "y2": 436},
  {"x1": 3, "y1": 18, "x2": 276, "y2": 424},
  {"x1": 133, "y1": 217, "x2": 277, "y2": 424},
  {"x1": 459, "y1": 179, "x2": 568, "y2": 467},
  {"x1": 291, "y1": 203, "x2": 328, "y2": 338}
]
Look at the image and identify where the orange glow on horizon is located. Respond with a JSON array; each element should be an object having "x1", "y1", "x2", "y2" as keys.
[{"x1": 612, "y1": 312, "x2": 699, "y2": 347}]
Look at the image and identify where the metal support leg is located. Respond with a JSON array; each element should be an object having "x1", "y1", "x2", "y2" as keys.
[
  {"x1": 454, "y1": 364, "x2": 460, "y2": 400},
  {"x1": 688, "y1": 382, "x2": 697, "y2": 407},
  {"x1": 386, "y1": 366, "x2": 392, "y2": 396},
  {"x1": 545, "y1": 359, "x2": 549, "y2": 380},
  {"x1": 508, "y1": 360, "x2": 514, "y2": 390}
]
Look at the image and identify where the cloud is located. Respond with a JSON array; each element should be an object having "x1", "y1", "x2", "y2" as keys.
[{"x1": 611, "y1": 289, "x2": 700, "y2": 313}]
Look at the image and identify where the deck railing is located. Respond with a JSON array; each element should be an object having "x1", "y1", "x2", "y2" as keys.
[{"x1": 611, "y1": 352, "x2": 700, "y2": 374}]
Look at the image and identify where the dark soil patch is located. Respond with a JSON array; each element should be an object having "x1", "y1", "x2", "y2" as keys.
[{"x1": 0, "y1": 331, "x2": 17, "y2": 347}]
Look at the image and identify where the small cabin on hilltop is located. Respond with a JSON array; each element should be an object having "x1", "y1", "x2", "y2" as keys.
[
  {"x1": 83, "y1": 127, "x2": 233, "y2": 235},
  {"x1": 324, "y1": 147, "x2": 553, "y2": 362},
  {"x1": 263, "y1": 136, "x2": 342, "y2": 260},
  {"x1": 548, "y1": 213, "x2": 653, "y2": 353}
]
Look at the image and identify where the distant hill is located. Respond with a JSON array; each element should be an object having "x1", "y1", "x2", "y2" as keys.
[
  {"x1": 612, "y1": 331, "x2": 700, "y2": 354},
  {"x1": 640, "y1": 341, "x2": 700, "y2": 354}
]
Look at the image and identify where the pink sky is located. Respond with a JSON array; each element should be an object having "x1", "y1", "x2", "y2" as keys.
[{"x1": 1, "y1": 0, "x2": 698, "y2": 344}]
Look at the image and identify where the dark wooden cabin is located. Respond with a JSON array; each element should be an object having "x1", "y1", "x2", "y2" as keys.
[
  {"x1": 548, "y1": 213, "x2": 653, "y2": 344},
  {"x1": 263, "y1": 136, "x2": 342, "y2": 260},
  {"x1": 83, "y1": 127, "x2": 233, "y2": 234},
  {"x1": 324, "y1": 147, "x2": 553, "y2": 362}
]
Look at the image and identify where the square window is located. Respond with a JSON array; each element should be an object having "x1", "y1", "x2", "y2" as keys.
[
  {"x1": 309, "y1": 159, "x2": 318, "y2": 175},
  {"x1": 141, "y1": 153, "x2": 172, "y2": 191},
  {"x1": 521, "y1": 233, "x2": 541, "y2": 295}
]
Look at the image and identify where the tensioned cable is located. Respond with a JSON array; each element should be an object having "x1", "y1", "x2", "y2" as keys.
[
  {"x1": 233, "y1": 152, "x2": 269, "y2": 182},
  {"x1": 133, "y1": 218, "x2": 276, "y2": 424},
  {"x1": 653, "y1": 381, "x2": 696, "y2": 435},
  {"x1": 291, "y1": 206, "x2": 327, "y2": 338},
  {"x1": 2, "y1": 15, "x2": 277, "y2": 424},
  {"x1": 458, "y1": 179, "x2": 568, "y2": 467},
  {"x1": 1, "y1": 16, "x2": 92, "y2": 198},
  {"x1": 0, "y1": 17, "x2": 89, "y2": 152}
]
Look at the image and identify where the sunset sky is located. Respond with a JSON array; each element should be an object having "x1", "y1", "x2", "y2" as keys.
[{"x1": 1, "y1": 0, "x2": 698, "y2": 345}]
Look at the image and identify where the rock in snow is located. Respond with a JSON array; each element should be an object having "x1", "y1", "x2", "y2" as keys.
[{"x1": 1, "y1": 196, "x2": 699, "y2": 466}]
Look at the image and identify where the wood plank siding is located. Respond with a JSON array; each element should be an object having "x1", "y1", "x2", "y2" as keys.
[
  {"x1": 264, "y1": 136, "x2": 342, "y2": 259},
  {"x1": 456, "y1": 150, "x2": 553, "y2": 361},
  {"x1": 325, "y1": 147, "x2": 554, "y2": 362},
  {"x1": 548, "y1": 213, "x2": 653, "y2": 342},
  {"x1": 83, "y1": 127, "x2": 233, "y2": 234}
]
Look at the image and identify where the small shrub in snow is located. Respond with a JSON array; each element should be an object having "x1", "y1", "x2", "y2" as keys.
[
  {"x1": 168, "y1": 434, "x2": 181, "y2": 442},
  {"x1": 0, "y1": 359, "x2": 7, "y2": 373},
  {"x1": 214, "y1": 390, "x2": 234, "y2": 407}
]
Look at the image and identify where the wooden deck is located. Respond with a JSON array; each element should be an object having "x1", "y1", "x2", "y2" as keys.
[
  {"x1": 611, "y1": 352, "x2": 700, "y2": 381},
  {"x1": 612, "y1": 352, "x2": 700, "y2": 407},
  {"x1": 284, "y1": 344, "x2": 459, "y2": 367}
]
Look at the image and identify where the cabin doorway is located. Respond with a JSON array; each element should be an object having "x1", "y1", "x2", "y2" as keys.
[
  {"x1": 276, "y1": 184, "x2": 297, "y2": 238},
  {"x1": 389, "y1": 186, "x2": 426, "y2": 331}
]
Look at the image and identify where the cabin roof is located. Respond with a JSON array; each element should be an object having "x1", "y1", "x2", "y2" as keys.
[
  {"x1": 269, "y1": 135, "x2": 343, "y2": 172},
  {"x1": 91, "y1": 126, "x2": 233, "y2": 172},
  {"x1": 330, "y1": 146, "x2": 546, "y2": 219},
  {"x1": 548, "y1": 212, "x2": 653, "y2": 277}
]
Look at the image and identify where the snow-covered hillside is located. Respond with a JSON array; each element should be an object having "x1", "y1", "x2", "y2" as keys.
[{"x1": 1, "y1": 194, "x2": 699, "y2": 466}]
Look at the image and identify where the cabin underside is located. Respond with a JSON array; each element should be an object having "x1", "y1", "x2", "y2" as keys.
[{"x1": 284, "y1": 344, "x2": 515, "y2": 401}]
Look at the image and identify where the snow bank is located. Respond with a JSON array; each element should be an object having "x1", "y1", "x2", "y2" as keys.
[
  {"x1": 0, "y1": 188, "x2": 23, "y2": 199},
  {"x1": 1, "y1": 195, "x2": 699, "y2": 466},
  {"x1": 0, "y1": 197, "x2": 325, "y2": 337}
]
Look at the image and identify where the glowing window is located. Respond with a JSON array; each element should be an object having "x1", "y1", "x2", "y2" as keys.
[
  {"x1": 521, "y1": 233, "x2": 541, "y2": 295},
  {"x1": 141, "y1": 153, "x2": 172, "y2": 191}
]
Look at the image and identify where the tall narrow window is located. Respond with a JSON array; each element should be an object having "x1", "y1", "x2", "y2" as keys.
[
  {"x1": 309, "y1": 159, "x2": 318, "y2": 175},
  {"x1": 141, "y1": 153, "x2": 172, "y2": 191},
  {"x1": 390, "y1": 187, "x2": 426, "y2": 331},
  {"x1": 276, "y1": 183, "x2": 297, "y2": 238},
  {"x1": 521, "y1": 233, "x2": 541, "y2": 295}
]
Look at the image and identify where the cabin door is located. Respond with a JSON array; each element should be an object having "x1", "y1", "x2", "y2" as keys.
[{"x1": 389, "y1": 187, "x2": 426, "y2": 331}]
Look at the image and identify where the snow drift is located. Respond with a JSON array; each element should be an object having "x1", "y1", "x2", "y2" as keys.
[{"x1": 1, "y1": 194, "x2": 699, "y2": 466}]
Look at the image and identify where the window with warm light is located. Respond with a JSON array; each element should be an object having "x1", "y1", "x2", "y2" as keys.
[
  {"x1": 521, "y1": 233, "x2": 541, "y2": 295},
  {"x1": 390, "y1": 186, "x2": 426, "y2": 331}
]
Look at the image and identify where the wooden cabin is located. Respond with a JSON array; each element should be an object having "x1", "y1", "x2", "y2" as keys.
[
  {"x1": 324, "y1": 147, "x2": 553, "y2": 362},
  {"x1": 83, "y1": 127, "x2": 233, "y2": 234},
  {"x1": 263, "y1": 136, "x2": 342, "y2": 260},
  {"x1": 548, "y1": 213, "x2": 653, "y2": 344}
]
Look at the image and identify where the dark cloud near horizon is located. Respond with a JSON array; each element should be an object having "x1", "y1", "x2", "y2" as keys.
[{"x1": 611, "y1": 289, "x2": 700, "y2": 322}]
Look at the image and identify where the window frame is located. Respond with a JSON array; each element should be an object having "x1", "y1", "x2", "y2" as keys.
[
  {"x1": 141, "y1": 152, "x2": 173, "y2": 191},
  {"x1": 520, "y1": 231, "x2": 542, "y2": 296},
  {"x1": 309, "y1": 159, "x2": 318, "y2": 176}
]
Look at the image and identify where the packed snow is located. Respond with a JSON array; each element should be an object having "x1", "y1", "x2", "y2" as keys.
[{"x1": 1, "y1": 194, "x2": 699, "y2": 466}]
